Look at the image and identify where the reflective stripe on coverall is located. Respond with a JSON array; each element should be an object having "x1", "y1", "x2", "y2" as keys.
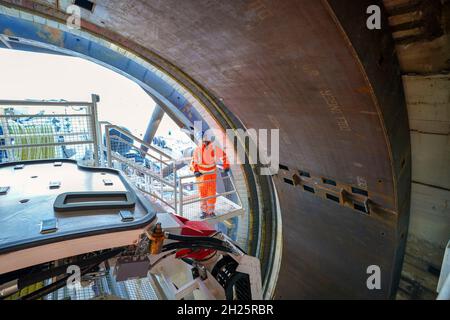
[{"x1": 190, "y1": 143, "x2": 230, "y2": 214}]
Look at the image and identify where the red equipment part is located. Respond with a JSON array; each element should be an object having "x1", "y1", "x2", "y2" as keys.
[{"x1": 173, "y1": 215, "x2": 216, "y2": 261}]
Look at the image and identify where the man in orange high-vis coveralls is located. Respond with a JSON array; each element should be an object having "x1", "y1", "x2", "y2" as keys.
[{"x1": 190, "y1": 131, "x2": 230, "y2": 219}]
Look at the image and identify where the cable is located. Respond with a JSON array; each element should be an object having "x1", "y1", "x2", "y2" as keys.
[
  {"x1": 17, "y1": 248, "x2": 124, "y2": 290},
  {"x1": 0, "y1": 248, "x2": 124, "y2": 298},
  {"x1": 19, "y1": 263, "x2": 99, "y2": 301},
  {"x1": 162, "y1": 242, "x2": 233, "y2": 253},
  {"x1": 166, "y1": 233, "x2": 225, "y2": 245},
  {"x1": 163, "y1": 241, "x2": 225, "y2": 250}
]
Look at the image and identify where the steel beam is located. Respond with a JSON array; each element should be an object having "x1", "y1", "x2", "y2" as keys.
[{"x1": 140, "y1": 104, "x2": 165, "y2": 154}]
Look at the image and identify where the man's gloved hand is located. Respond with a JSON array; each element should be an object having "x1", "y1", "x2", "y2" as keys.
[
  {"x1": 194, "y1": 171, "x2": 202, "y2": 178},
  {"x1": 224, "y1": 168, "x2": 230, "y2": 174}
]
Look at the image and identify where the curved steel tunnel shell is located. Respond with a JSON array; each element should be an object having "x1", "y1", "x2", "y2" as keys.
[{"x1": 0, "y1": 0, "x2": 411, "y2": 299}]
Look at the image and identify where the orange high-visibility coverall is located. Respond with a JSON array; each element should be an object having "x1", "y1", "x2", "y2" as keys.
[{"x1": 190, "y1": 143, "x2": 230, "y2": 215}]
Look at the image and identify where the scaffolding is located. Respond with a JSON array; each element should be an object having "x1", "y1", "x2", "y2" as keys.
[{"x1": 0, "y1": 95, "x2": 101, "y2": 166}]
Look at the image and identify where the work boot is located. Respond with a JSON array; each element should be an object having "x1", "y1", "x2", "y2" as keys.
[{"x1": 200, "y1": 212, "x2": 216, "y2": 219}]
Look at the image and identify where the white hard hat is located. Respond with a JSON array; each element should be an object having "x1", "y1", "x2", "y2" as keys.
[{"x1": 203, "y1": 130, "x2": 215, "y2": 142}]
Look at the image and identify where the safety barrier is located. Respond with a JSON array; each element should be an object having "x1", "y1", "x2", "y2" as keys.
[
  {"x1": 102, "y1": 124, "x2": 243, "y2": 222},
  {"x1": 0, "y1": 98, "x2": 243, "y2": 222},
  {"x1": 0, "y1": 95, "x2": 101, "y2": 166},
  {"x1": 177, "y1": 172, "x2": 243, "y2": 222},
  {"x1": 103, "y1": 124, "x2": 178, "y2": 211}
]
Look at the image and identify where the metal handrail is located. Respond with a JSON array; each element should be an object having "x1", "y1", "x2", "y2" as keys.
[
  {"x1": 180, "y1": 173, "x2": 232, "y2": 185},
  {"x1": 0, "y1": 100, "x2": 94, "y2": 107},
  {"x1": 102, "y1": 125, "x2": 243, "y2": 218},
  {"x1": 177, "y1": 171, "x2": 243, "y2": 217},
  {"x1": 109, "y1": 134, "x2": 173, "y2": 167},
  {"x1": 0, "y1": 140, "x2": 94, "y2": 149},
  {"x1": 136, "y1": 185, "x2": 176, "y2": 211},
  {"x1": 182, "y1": 190, "x2": 238, "y2": 206},
  {"x1": 110, "y1": 153, "x2": 176, "y2": 188},
  {"x1": 105, "y1": 124, "x2": 173, "y2": 161},
  {"x1": 0, "y1": 114, "x2": 91, "y2": 118},
  {"x1": 0, "y1": 95, "x2": 101, "y2": 166}
]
